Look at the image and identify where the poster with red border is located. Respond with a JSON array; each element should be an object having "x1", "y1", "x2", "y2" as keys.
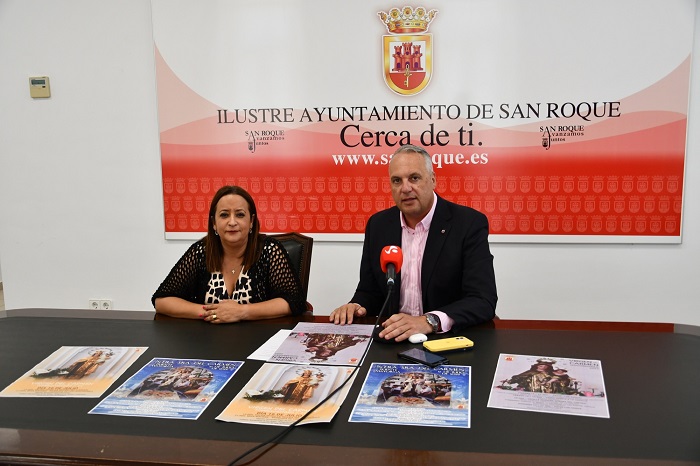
[{"x1": 152, "y1": 0, "x2": 693, "y2": 243}]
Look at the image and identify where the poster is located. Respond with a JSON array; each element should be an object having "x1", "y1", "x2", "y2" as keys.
[
  {"x1": 89, "y1": 358, "x2": 242, "y2": 420},
  {"x1": 349, "y1": 362, "x2": 471, "y2": 428},
  {"x1": 152, "y1": 0, "x2": 693, "y2": 243},
  {"x1": 268, "y1": 322, "x2": 373, "y2": 366},
  {"x1": 0, "y1": 346, "x2": 147, "y2": 398},
  {"x1": 217, "y1": 363, "x2": 356, "y2": 426},
  {"x1": 487, "y1": 354, "x2": 609, "y2": 418}
]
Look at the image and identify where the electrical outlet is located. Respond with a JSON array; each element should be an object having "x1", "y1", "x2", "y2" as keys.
[
  {"x1": 100, "y1": 300, "x2": 112, "y2": 310},
  {"x1": 89, "y1": 299, "x2": 100, "y2": 310}
]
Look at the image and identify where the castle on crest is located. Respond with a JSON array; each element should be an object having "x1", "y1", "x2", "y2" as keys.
[{"x1": 392, "y1": 42, "x2": 423, "y2": 72}]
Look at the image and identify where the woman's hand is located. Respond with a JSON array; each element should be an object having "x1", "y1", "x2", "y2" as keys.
[{"x1": 201, "y1": 301, "x2": 249, "y2": 324}]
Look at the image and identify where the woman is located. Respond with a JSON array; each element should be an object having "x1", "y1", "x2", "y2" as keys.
[{"x1": 152, "y1": 186, "x2": 305, "y2": 322}]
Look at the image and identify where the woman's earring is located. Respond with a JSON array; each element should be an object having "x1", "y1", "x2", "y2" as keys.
[
  {"x1": 214, "y1": 230, "x2": 219, "y2": 236},
  {"x1": 249, "y1": 228, "x2": 252, "y2": 234}
]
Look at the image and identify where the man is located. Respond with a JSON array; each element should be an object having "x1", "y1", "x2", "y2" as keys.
[{"x1": 330, "y1": 144, "x2": 497, "y2": 342}]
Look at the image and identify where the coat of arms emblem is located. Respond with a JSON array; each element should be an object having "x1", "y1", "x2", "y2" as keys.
[{"x1": 378, "y1": 6, "x2": 437, "y2": 95}]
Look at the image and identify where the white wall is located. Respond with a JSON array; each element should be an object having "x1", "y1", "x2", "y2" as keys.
[{"x1": 1, "y1": 0, "x2": 698, "y2": 326}]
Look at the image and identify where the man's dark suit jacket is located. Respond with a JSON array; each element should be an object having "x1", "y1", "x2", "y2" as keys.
[{"x1": 350, "y1": 195, "x2": 498, "y2": 331}]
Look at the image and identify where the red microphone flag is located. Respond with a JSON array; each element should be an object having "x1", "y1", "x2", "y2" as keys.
[{"x1": 380, "y1": 245, "x2": 403, "y2": 274}]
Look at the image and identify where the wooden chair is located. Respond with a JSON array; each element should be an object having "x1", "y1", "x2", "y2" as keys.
[{"x1": 270, "y1": 232, "x2": 314, "y2": 314}]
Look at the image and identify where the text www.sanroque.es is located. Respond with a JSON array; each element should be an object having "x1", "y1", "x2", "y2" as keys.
[{"x1": 331, "y1": 152, "x2": 489, "y2": 169}]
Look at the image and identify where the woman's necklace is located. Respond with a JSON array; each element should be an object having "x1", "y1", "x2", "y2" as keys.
[
  {"x1": 225, "y1": 254, "x2": 244, "y2": 276},
  {"x1": 230, "y1": 262, "x2": 246, "y2": 279}
]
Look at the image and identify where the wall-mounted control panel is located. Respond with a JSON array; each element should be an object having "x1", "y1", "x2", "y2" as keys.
[{"x1": 29, "y1": 76, "x2": 51, "y2": 98}]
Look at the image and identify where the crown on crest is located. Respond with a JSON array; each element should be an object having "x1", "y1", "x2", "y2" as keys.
[{"x1": 378, "y1": 6, "x2": 438, "y2": 34}]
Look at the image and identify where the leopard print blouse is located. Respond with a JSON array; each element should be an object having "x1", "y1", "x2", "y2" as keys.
[{"x1": 152, "y1": 236, "x2": 305, "y2": 315}]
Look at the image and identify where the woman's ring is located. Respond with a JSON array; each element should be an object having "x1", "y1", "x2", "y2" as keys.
[{"x1": 212, "y1": 314, "x2": 217, "y2": 320}]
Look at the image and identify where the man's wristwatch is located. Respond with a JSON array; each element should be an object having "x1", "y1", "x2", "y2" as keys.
[{"x1": 425, "y1": 313, "x2": 441, "y2": 333}]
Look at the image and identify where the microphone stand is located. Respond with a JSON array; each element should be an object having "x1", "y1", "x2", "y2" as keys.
[{"x1": 371, "y1": 274, "x2": 396, "y2": 342}]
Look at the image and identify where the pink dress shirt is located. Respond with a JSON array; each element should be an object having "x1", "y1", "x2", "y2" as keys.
[{"x1": 398, "y1": 192, "x2": 454, "y2": 333}]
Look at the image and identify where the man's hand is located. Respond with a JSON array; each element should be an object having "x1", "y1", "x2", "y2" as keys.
[
  {"x1": 377, "y1": 314, "x2": 433, "y2": 342},
  {"x1": 329, "y1": 303, "x2": 366, "y2": 325}
]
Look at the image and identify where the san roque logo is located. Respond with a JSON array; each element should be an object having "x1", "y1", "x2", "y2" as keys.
[{"x1": 378, "y1": 6, "x2": 437, "y2": 96}]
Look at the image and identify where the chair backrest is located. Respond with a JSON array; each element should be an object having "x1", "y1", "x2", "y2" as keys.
[{"x1": 270, "y1": 232, "x2": 313, "y2": 304}]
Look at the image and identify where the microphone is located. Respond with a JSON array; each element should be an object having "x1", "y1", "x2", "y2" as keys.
[{"x1": 380, "y1": 245, "x2": 403, "y2": 287}]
